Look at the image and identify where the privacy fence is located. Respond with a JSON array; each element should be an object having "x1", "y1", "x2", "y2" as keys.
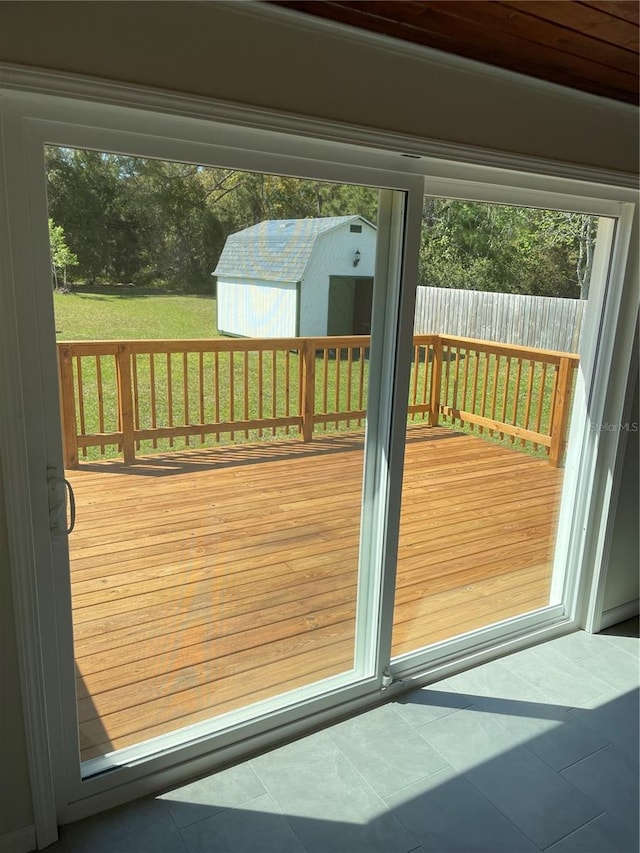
[{"x1": 414, "y1": 287, "x2": 586, "y2": 353}]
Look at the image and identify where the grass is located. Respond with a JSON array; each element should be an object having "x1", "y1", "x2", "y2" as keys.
[{"x1": 54, "y1": 290, "x2": 219, "y2": 341}]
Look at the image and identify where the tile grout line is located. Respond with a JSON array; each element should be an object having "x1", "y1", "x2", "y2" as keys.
[
  {"x1": 540, "y1": 811, "x2": 608, "y2": 851},
  {"x1": 556, "y1": 742, "x2": 615, "y2": 774},
  {"x1": 414, "y1": 702, "x2": 614, "y2": 852},
  {"x1": 322, "y1": 725, "x2": 426, "y2": 851},
  {"x1": 247, "y1": 755, "x2": 317, "y2": 853},
  {"x1": 410, "y1": 710, "x2": 547, "y2": 851}
]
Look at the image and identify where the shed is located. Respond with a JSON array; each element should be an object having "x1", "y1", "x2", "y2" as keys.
[{"x1": 214, "y1": 215, "x2": 377, "y2": 338}]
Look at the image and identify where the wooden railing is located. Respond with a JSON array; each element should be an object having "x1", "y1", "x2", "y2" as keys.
[{"x1": 57, "y1": 334, "x2": 578, "y2": 468}]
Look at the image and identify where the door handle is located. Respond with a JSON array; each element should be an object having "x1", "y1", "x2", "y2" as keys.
[
  {"x1": 47, "y1": 469, "x2": 76, "y2": 536},
  {"x1": 63, "y1": 477, "x2": 76, "y2": 535}
]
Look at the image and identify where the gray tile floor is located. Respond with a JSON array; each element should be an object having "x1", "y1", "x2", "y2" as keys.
[{"x1": 52, "y1": 622, "x2": 639, "y2": 853}]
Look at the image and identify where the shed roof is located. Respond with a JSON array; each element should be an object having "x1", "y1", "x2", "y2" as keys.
[{"x1": 213, "y1": 216, "x2": 374, "y2": 282}]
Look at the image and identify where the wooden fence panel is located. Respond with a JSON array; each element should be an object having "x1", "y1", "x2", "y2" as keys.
[{"x1": 414, "y1": 287, "x2": 586, "y2": 353}]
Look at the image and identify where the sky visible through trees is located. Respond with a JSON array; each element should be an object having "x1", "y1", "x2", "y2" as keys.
[{"x1": 46, "y1": 147, "x2": 595, "y2": 299}]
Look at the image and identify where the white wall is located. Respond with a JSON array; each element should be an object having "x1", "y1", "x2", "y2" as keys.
[
  {"x1": 300, "y1": 224, "x2": 377, "y2": 336},
  {"x1": 217, "y1": 278, "x2": 297, "y2": 338},
  {"x1": 0, "y1": 2, "x2": 637, "y2": 844}
]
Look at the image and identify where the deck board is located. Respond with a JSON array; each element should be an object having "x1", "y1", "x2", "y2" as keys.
[{"x1": 66, "y1": 426, "x2": 563, "y2": 761}]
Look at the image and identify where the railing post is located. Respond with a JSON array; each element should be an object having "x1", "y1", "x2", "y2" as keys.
[
  {"x1": 549, "y1": 356, "x2": 573, "y2": 467},
  {"x1": 57, "y1": 345, "x2": 79, "y2": 469},
  {"x1": 429, "y1": 336, "x2": 442, "y2": 427},
  {"x1": 301, "y1": 339, "x2": 315, "y2": 442},
  {"x1": 116, "y1": 343, "x2": 135, "y2": 464}
]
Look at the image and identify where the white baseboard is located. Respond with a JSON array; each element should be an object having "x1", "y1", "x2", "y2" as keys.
[
  {"x1": 0, "y1": 826, "x2": 36, "y2": 853},
  {"x1": 599, "y1": 600, "x2": 640, "y2": 631}
]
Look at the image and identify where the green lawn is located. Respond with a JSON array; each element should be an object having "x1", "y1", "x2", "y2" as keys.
[{"x1": 54, "y1": 290, "x2": 219, "y2": 341}]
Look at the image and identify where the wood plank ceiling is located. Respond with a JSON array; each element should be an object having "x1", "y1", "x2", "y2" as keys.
[{"x1": 270, "y1": 1, "x2": 639, "y2": 105}]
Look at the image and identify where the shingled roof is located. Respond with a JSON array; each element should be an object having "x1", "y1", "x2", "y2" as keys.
[{"x1": 213, "y1": 216, "x2": 372, "y2": 282}]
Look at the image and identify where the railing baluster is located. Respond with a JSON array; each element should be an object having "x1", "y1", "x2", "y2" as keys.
[
  {"x1": 429, "y1": 337, "x2": 442, "y2": 427},
  {"x1": 284, "y1": 350, "x2": 291, "y2": 436},
  {"x1": 499, "y1": 357, "x2": 511, "y2": 440},
  {"x1": 132, "y1": 354, "x2": 140, "y2": 451},
  {"x1": 460, "y1": 347, "x2": 470, "y2": 429},
  {"x1": 549, "y1": 357, "x2": 573, "y2": 467},
  {"x1": 334, "y1": 347, "x2": 341, "y2": 430},
  {"x1": 301, "y1": 339, "x2": 315, "y2": 442},
  {"x1": 421, "y1": 344, "x2": 429, "y2": 424},
  {"x1": 511, "y1": 359, "x2": 523, "y2": 443},
  {"x1": 76, "y1": 356, "x2": 87, "y2": 457},
  {"x1": 522, "y1": 360, "x2": 535, "y2": 446},
  {"x1": 116, "y1": 343, "x2": 135, "y2": 464},
  {"x1": 96, "y1": 355, "x2": 105, "y2": 455},
  {"x1": 229, "y1": 351, "x2": 235, "y2": 441},
  {"x1": 183, "y1": 352, "x2": 190, "y2": 446},
  {"x1": 443, "y1": 346, "x2": 452, "y2": 421},
  {"x1": 469, "y1": 350, "x2": 480, "y2": 433},
  {"x1": 258, "y1": 350, "x2": 264, "y2": 439},
  {"x1": 357, "y1": 347, "x2": 365, "y2": 427},
  {"x1": 199, "y1": 351, "x2": 205, "y2": 444},
  {"x1": 298, "y1": 347, "x2": 304, "y2": 437},
  {"x1": 167, "y1": 353, "x2": 174, "y2": 448},
  {"x1": 411, "y1": 344, "x2": 420, "y2": 422},
  {"x1": 58, "y1": 345, "x2": 79, "y2": 469},
  {"x1": 243, "y1": 350, "x2": 249, "y2": 439},
  {"x1": 533, "y1": 363, "x2": 547, "y2": 451},
  {"x1": 150, "y1": 353, "x2": 157, "y2": 449},
  {"x1": 489, "y1": 354, "x2": 500, "y2": 437},
  {"x1": 322, "y1": 347, "x2": 329, "y2": 427},
  {"x1": 272, "y1": 349, "x2": 277, "y2": 426},
  {"x1": 452, "y1": 347, "x2": 462, "y2": 419},
  {"x1": 479, "y1": 351, "x2": 490, "y2": 434},
  {"x1": 213, "y1": 351, "x2": 220, "y2": 442},
  {"x1": 346, "y1": 346, "x2": 353, "y2": 429}
]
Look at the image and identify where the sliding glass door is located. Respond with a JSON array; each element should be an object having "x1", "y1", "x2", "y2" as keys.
[
  {"x1": 1, "y1": 88, "x2": 634, "y2": 828},
  {"x1": 5, "y1": 107, "x2": 421, "y2": 802},
  {"x1": 390, "y1": 190, "x2": 620, "y2": 664}
]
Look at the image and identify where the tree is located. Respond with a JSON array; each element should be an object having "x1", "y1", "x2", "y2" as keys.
[
  {"x1": 48, "y1": 218, "x2": 78, "y2": 289},
  {"x1": 46, "y1": 147, "x2": 147, "y2": 284},
  {"x1": 418, "y1": 199, "x2": 596, "y2": 299},
  {"x1": 44, "y1": 146, "x2": 381, "y2": 292}
]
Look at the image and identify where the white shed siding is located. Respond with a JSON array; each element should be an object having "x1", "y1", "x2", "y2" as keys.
[
  {"x1": 217, "y1": 277, "x2": 298, "y2": 337},
  {"x1": 299, "y1": 224, "x2": 377, "y2": 336}
]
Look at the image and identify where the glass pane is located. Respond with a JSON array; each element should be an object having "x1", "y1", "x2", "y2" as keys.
[
  {"x1": 392, "y1": 197, "x2": 611, "y2": 656},
  {"x1": 47, "y1": 146, "x2": 383, "y2": 768}
]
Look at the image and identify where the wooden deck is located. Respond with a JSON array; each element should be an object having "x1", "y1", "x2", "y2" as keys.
[{"x1": 66, "y1": 426, "x2": 564, "y2": 762}]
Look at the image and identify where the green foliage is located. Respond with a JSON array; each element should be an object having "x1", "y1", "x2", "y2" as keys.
[
  {"x1": 48, "y1": 218, "x2": 78, "y2": 289},
  {"x1": 46, "y1": 145, "x2": 593, "y2": 300},
  {"x1": 419, "y1": 199, "x2": 596, "y2": 298},
  {"x1": 45, "y1": 147, "x2": 378, "y2": 294}
]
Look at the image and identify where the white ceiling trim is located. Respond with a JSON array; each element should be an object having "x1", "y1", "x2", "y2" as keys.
[{"x1": 0, "y1": 63, "x2": 637, "y2": 193}]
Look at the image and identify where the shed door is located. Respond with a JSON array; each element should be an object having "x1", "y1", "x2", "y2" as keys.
[
  {"x1": 353, "y1": 278, "x2": 374, "y2": 334},
  {"x1": 328, "y1": 276, "x2": 374, "y2": 335}
]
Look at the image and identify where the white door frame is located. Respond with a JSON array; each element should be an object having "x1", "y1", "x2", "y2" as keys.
[{"x1": 0, "y1": 73, "x2": 637, "y2": 842}]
